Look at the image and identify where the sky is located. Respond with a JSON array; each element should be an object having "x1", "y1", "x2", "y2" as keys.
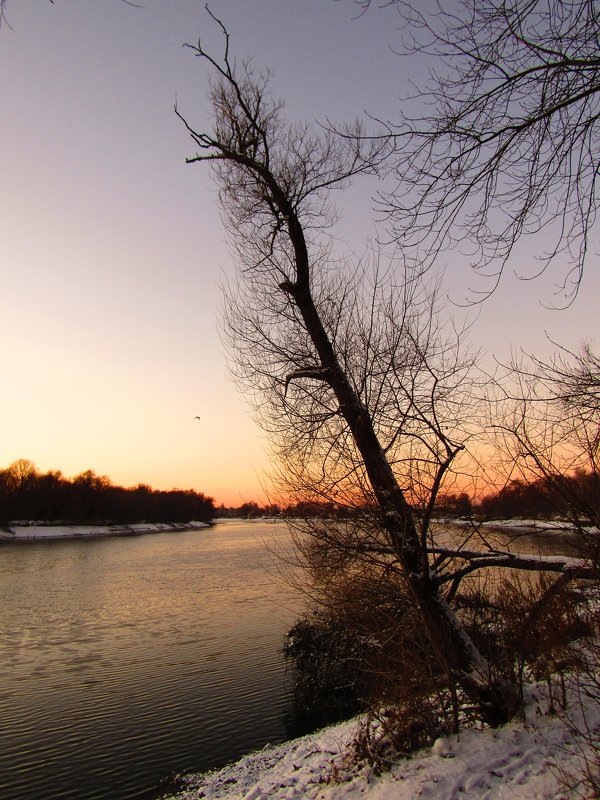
[{"x1": 1, "y1": 0, "x2": 598, "y2": 506}]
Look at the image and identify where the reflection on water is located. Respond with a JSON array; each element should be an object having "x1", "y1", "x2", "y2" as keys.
[
  {"x1": 0, "y1": 521, "x2": 303, "y2": 800},
  {"x1": 2, "y1": 518, "x2": 583, "y2": 800}
]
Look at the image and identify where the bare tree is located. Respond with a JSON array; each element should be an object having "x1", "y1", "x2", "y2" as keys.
[
  {"x1": 177, "y1": 14, "x2": 534, "y2": 725},
  {"x1": 354, "y1": 0, "x2": 600, "y2": 302},
  {"x1": 491, "y1": 342, "x2": 599, "y2": 544},
  {"x1": 490, "y1": 350, "x2": 600, "y2": 800},
  {"x1": 178, "y1": 10, "x2": 600, "y2": 726},
  {"x1": 496, "y1": 344, "x2": 600, "y2": 800}
]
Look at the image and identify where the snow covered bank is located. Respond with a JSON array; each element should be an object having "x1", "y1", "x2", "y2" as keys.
[
  {"x1": 165, "y1": 680, "x2": 599, "y2": 800},
  {"x1": 0, "y1": 522, "x2": 211, "y2": 541},
  {"x1": 455, "y1": 518, "x2": 600, "y2": 537}
]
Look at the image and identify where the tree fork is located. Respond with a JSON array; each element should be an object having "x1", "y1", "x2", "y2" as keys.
[
  {"x1": 284, "y1": 210, "x2": 517, "y2": 726},
  {"x1": 182, "y1": 36, "x2": 518, "y2": 725}
]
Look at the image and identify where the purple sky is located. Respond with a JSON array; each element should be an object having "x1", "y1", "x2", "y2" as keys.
[{"x1": 1, "y1": 0, "x2": 598, "y2": 505}]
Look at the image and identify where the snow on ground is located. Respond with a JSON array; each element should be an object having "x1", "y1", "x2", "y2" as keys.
[
  {"x1": 165, "y1": 680, "x2": 599, "y2": 800},
  {"x1": 3, "y1": 517, "x2": 597, "y2": 542},
  {"x1": 0, "y1": 522, "x2": 210, "y2": 540},
  {"x1": 457, "y1": 518, "x2": 600, "y2": 536}
]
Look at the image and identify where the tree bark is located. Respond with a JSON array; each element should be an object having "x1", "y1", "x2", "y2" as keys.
[
  {"x1": 180, "y1": 47, "x2": 518, "y2": 725},
  {"x1": 282, "y1": 215, "x2": 516, "y2": 726}
]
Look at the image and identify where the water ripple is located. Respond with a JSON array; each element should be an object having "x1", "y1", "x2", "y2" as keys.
[{"x1": 0, "y1": 522, "x2": 303, "y2": 800}]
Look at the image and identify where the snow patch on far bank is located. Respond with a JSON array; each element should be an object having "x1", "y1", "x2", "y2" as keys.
[
  {"x1": 0, "y1": 522, "x2": 210, "y2": 541},
  {"x1": 452, "y1": 518, "x2": 600, "y2": 536}
]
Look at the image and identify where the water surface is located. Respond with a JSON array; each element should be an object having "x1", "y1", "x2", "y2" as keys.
[{"x1": 0, "y1": 520, "x2": 302, "y2": 800}]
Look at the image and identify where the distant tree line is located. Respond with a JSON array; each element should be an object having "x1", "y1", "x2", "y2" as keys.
[
  {"x1": 220, "y1": 470, "x2": 599, "y2": 524},
  {"x1": 217, "y1": 500, "x2": 377, "y2": 519},
  {"x1": 476, "y1": 470, "x2": 599, "y2": 523},
  {"x1": 217, "y1": 500, "x2": 357, "y2": 518},
  {"x1": 0, "y1": 460, "x2": 215, "y2": 525},
  {"x1": 403, "y1": 470, "x2": 599, "y2": 522}
]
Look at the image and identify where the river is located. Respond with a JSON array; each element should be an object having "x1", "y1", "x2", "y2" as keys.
[{"x1": 0, "y1": 520, "x2": 304, "y2": 800}]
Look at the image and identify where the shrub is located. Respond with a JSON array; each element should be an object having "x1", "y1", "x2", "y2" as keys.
[
  {"x1": 283, "y1": 615, "x2": 364, "y2": 726},
  {"x1": 286, "y1": 567, "x2": 598, "y2": 773},
  {"x1": 455, "y1": 573, "x2": 594, "y2": 708},
  {"x1": 284, "y1": 569, "x2": 464, "y2": 753}
]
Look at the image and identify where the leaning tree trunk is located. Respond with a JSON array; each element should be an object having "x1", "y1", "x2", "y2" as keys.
[
  {"x1": 180, "y1": 52, "x2": 518, "y2": 724},
  {"x1": 280, "y1": 214, "x2": 517, "y2": 727}
]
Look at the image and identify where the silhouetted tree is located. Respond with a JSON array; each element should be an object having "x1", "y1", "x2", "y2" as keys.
[
  {"x1": 435, "y1": 492, "x2": 473, "y2": 518},
  {"x1": 354, "y1": 0, "x2": 600, "y2": 301},
  {"x1": 178, "y1": 11, "x2": 600, "y2": 726},
  {"x1": 0, "y1": 461, "x2": 215, "y2": 524},
  {"x1": 490, "y1": 342, "x2": 600, "y2": 536},
  {"x1": 177, "y1": 14, "x2": 524, "y2": 725},
  {"x1": 238, "y1": 501, "x2": 261, "y2": 518}
]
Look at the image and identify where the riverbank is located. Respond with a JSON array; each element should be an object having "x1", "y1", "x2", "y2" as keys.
[
  {"x1": 162, "y1": 515, "x2": 599, "y2": 800},
  {"x1": 165, "y1": 675, "x2": 600, "y2": 800},
  {"x1": 0, "y1": 521, "x2": 211, "y2": 541},
  {"x1": 0, "y1": 519, "x2": 300, "y2": 800},
  {"x1": 449, "y1": 517, "x2": 600, "y2": 536},
  {"x1": 3, "y1": 517, "x2": 597, "y2": 543}
]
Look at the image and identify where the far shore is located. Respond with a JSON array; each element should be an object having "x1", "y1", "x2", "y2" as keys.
[
  {"x1": 2, "y1": 517, "x2": 598, "y2": 544},
  {"x1": 0, "y1": 521, "x2": 212, "y2": 542},
  {"x1": 449, "y1": 516, "x2": 599, "y2": 537}
]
